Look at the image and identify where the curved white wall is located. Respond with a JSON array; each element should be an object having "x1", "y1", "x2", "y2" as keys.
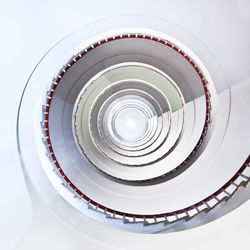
[{"x1": 0, "y1": 0, "x2": 249, "y2": 249}]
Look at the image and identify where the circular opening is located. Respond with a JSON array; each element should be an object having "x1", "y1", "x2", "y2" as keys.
[
  {"x1": 113, "y1": 106, "x2": 149, "y2": 142},
  {"x1": 18, "y1": 15, "x2": 249, "y2": 236}
]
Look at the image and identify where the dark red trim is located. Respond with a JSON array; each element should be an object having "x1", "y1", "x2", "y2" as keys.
[{"x1": 43, "y1": 34, "x2": 250, "y2": 219}]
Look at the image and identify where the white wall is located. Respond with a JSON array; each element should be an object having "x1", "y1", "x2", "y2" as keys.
[{"x1": 0, "y1": 0, "x2": 249, "y2": 249}]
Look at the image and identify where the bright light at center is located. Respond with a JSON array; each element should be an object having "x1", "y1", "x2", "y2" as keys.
[{"x1": 114, "y1": 107, "x2": 148, "y2": 142}]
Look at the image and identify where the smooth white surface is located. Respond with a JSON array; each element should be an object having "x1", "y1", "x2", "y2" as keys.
[
  {"x1": 1, "y1": 0, "x2": 250, "y2": 249},
  {"x1": 12, "y1": 192, "x2": 250, "y2": 250}
]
